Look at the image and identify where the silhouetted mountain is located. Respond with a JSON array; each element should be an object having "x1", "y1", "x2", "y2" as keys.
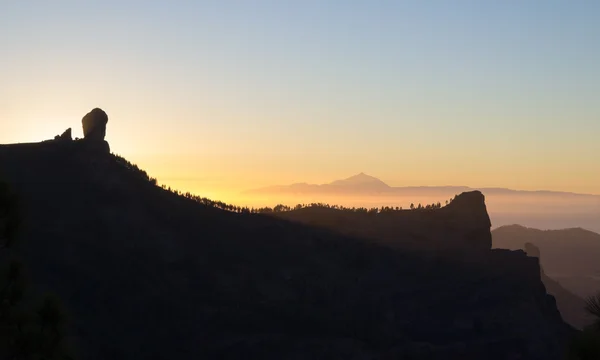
[
  {"x1": 270, "y1": 204, "x2": 596, "y2": 330},
  {"x1": 0, "y1": 137, "x2": 575, "y2": 359},
  {"x1": 245, "y1": 173, "x2": 600, "y2": 197},
  {"x1": 493, "y1": 225, "x2": 600, "y2": 298},
  {"x1": 245, "y1": 174, "x2": 468, "y2": 195},
  {"x1": 273, "y1": 192, "x2": 492, "y2": 254},
  {"x1": 329, "y1": 172, "x2": 391, "y2": 190}
]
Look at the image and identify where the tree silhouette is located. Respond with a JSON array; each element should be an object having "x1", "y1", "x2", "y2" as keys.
[
  {"x1": 109, "y1": 157, "x2": 462, "y2": 219},
  {"x1": 566, "y1": 291, "x2": 600, "y2": 359},
  {"x1": 585, "y1": 292, "x2": 600, "y2": 330}
]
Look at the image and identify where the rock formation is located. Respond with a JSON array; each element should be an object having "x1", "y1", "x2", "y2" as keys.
[
  {"x1": 275, "y1": 190, "x2": 493, "y2": 254},
  {"x1": 82, "y1": 108, "x2": 108, "y2": 141},
  {"x1": 438, "y1": 190, "x2": 493, "y2": 252},
  {"x1": 54, "y1": 128, "x2": 72, "y2": 142},
  {"x1": 524, "y1": 242, "x2": 592, "y2": 329},
  {"x1": 79, "y1": 108, "x2": 110, "y2": 153},
  {"x1": 524, "y1": 242, "x2": 541, "y2": 258}
]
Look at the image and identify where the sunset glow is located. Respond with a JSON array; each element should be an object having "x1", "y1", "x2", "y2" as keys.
[
  {"x1": 3, "y1": 3, "x2": 600, "y2": 356},
  {"x1": 2, "y1": 1, "x2": 599, "y2": 198}
]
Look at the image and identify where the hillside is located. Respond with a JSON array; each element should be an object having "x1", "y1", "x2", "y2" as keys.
[
  {"x1": 0, "y1": 137, "x2": 575, "y2": 360},
  {"x1": 493, "y1": 225, "x2": 600, "y2": 298},
  {"x1": 272, "y1": 195, "x2": 492, "y2": 254}
]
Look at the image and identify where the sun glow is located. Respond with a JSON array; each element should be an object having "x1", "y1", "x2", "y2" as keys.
[{"x1": 8, "y1": 116, "x2": 78, "y2": 144}]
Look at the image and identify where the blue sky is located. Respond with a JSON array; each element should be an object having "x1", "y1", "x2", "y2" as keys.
[{"x1": 1, "y1": 0, "x2": 599, "y2": 196}]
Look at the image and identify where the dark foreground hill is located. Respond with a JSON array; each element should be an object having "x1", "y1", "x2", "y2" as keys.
[
  {"x1": 0, "y1": 138, "x2": 575, "y2": 359},
  {"x1": 273, "y1": 203, "x2": 593, "y2": 330}
]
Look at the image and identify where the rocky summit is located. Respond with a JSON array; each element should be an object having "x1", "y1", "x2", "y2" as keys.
[
  {"x1": 55, "y1": 128, "x2": 72, "y2": 141},
  {"x1": 41, "y1": 108, "x2": 111, "y2": 153},
  {"x1": 0, "y1": 135, "x2": 576, "y2": 359},
  {"x1": 82, "y1": 107, "x2": 109, "y2": 142}
]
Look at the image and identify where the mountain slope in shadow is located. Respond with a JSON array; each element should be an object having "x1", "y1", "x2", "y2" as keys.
[
  {"x1": 521, "y1": 243, "x2": 593, "y2": 329},
  {"x1": 274, "y1": 204, "x2": 593, "y2": 329},
  {"x1": 0, "y1": 137, "x2": 574, "y2": 360},
  {"x1": 272, "y1": 195, "x2": 492, "y2": 254},
  {"x1": 493, "y1": 225, "x2": 600, "y2": 298}
]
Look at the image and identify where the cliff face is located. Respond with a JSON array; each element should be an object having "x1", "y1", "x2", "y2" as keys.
[
  {"x1": 493, "y1": 225, "x2": 600, "y2": 299},
  {"x1": 522, "y1": 243, "x2": 592, "y2": 329},
  {"x1": 493, "y1": 227, "x2": 598, "y2": 328},
  {"x1": 0, "y1": 139, "x2": 574, "y2": 360}
]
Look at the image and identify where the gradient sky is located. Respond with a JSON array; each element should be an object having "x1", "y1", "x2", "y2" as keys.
[{"x1": 1, "y1": 0, "x2": 599, "y2": 200}]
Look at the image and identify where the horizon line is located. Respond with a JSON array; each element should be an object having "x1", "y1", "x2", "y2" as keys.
[{"x1": 244, "y1": 181, "x2": 600, "y2": 197}]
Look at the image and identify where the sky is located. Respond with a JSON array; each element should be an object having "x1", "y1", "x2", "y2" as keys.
[{"x1": 1, "y1": 0, "x2": 599, "y2": 201}]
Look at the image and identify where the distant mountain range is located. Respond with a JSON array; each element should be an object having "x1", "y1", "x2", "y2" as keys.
[
  {"x1": 244, "y1": 173, "x2": 600, "y2": 234},
  {"x1": 244, "y1": 173, "x2": 599, "y2": 197}
]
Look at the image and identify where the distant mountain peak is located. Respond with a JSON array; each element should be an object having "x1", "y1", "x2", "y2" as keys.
[
  {"x1": 330, "y1": 173, "x2": 390, "y2": 188},
  {"x1": 345, "y1": 172, "x2": 375, "y2": 181}
]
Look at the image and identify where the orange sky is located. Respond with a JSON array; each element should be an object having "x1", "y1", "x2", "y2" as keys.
[{"x1": 2, "y1": 2, "x2": 600, "y2": 202}]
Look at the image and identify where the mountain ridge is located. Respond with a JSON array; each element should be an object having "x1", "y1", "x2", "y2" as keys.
[
  {"x1": 0, "y1": 137, "x2": 575, "y2": 359},
  {"x1": 271, "y1": 190, "x2": 493, "y2": 254},
  {"x1": 244, "y1": 173, "x2": 600, "y2": 197}
]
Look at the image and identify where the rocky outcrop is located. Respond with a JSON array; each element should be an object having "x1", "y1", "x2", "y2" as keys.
[
  {"x1": 524, "y1": 242, "x2": 541, "y2": 258},
  {"x1": 78, "y1": 108, "x2": 110, "y2": 153},
  {"x1": 437, "y1": 190, "x2": 493, "y2": 252},
  {"x1": 276, "y1": 190, "x2": 493, "y2": 254},
  {"x1": 523, "y1": 242, "x2": 592, "y2": 329},
  {"x1": 54, "y1": 128, "x2": 72, "y2": 142},
  {"x1": 492, "y1": 225, "x2": 600, "y2": 299},
  {"x1": 82, "y1": 108, "x2": 108, "y2": 141}
]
